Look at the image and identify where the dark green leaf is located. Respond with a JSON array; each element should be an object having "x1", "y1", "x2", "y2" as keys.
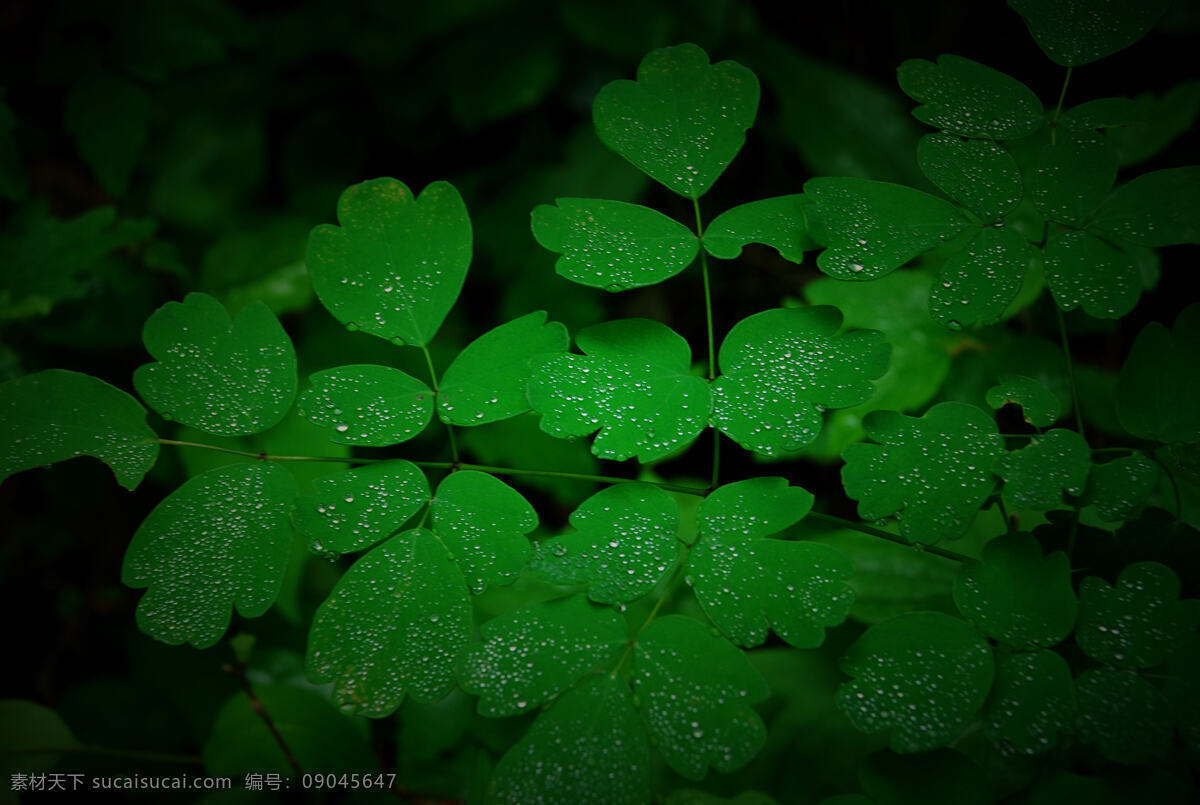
[
  {"x1": 703, "y1": 195, "x2": 817, "y2": 263},
  {"x1": 0, "y1": 700, "x2": 79, "y2": 775},
  {"x1": 983, "y1": 650, "x2": 1075, "y2": 756},
  {"x1": 1033, "y1": 127, "x2": 1114, "y2": 226},
  {"x1": 930, "y1": 225, "x2": 1033, "y2": 329},
  {"x1": 298, "y1": 364, "x2": 432, "y2": 446},
  {"x1": 1075, "y1": 667, "x2": 1171, "y2": 763},
  {"x1": 1091, "y1": 166, "x2": 1200, "y2": 247},
  {"x1": 897, "y1": 54, "x2": 1042, "y2": 139},
  {"x1": 996, "y1": 428, "x2": 1090, "y2": 509},
  {"x1": 457, "y1": 413, "x2": 599, "y2": 503},
  {"x1": 1116, "y1": 303, "x2": 1200, "y2": 442},
  {"x1": 1076, "y1": 561, "x2": 1200, "y2": 668},
  {"x1": 1110, "y1": 80, "x2": 1200, "y2": 166},
  {"x1": 1009, "y1": 0, "x2": 1172, "y2": 66},
  {"x1": 64, "y1": 72, "x2": 149, "y2": 196},
  {"x1": 1043, "y1": 230, "x2": 1140, "y2": 318},
  {"x1": 432, "y1": 470, "x2": 536, "y2": 594},
  {"x1": 986, "y1": 374, "x2": 1062, "y2": 428},
  {"x1": 858, "y1": 749, "x2": 994, "y2": 805},
  {"x1": 1165, "y1": 635, "x2": 1200, "y2": 755},
  {"x1": 1082, "y1": 452, "x2": 1158, "y2": 521},
  {"x1": 917, "y1": 134, "x2": 1023, "y2": 222},
  {"x1": 292, "y1": 461, "x2": 429, "y2": 557}
]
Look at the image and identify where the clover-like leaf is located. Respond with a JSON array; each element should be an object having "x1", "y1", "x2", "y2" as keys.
[
  {"x1": 431, "y1": 470, "x2": 536, "y2": 593},
  {"x1": 298, "y1": 365, "x2": 432, "y2": 446},
  {"x1": 917, "y1": 133, "x2": 1023, "y2": 222},
  {"x1": 122, "y1": 463, "x2": 297, "y2": 648},
  {"x1": 712, "y1": 307, "x2": 889, "y2": 457},
  {"x1": 1076, "y1": 562, "x2": 1200, "y2": 668},
  {"x1": 633, "y1": 615, "x2": 769, "y2": 780},
  {"x1": 0, "y1": 369, "x2": 158, "y2": 490},
  {"x1": 954, "y1": 533, "x2": 1077, "y2": 648},
  {"x1": 1033, "y1": 125, "x2": 1115, "y2": 227},
  {"x1": 996, "y1": 428, "x2": 1090, "y2": 510},
  {"x1": 1043, "y1": 230, "x2": 1140, "y2": 319},
  {"x1": 806, "y1": 177, "x2": 969, "y2": 280},
  {"x1": 702, "y1": 195, "x2": 817, "y2": 263},
  {"x1": 1091, "y1": 167, "x2": 1200, "y2": 247},
  {"x1": 1009, "y1": 0, "x2": 1172, "y2": 66},
  {"x1": 1082, "y1": 452, "x2": 1158, "y2": 522},
  {"x1": 842, "y1": 402, "x2": 1004, "y2": 543},
  {"x1": 986, "y1": 374, "x2": 1062, "y2": 428},
  {"x1": 1116, "y1": 303, "x2": 1200, "y2": 443},
  {"x1": 983, "y1": 650, "x2": 1076, "y2": 757},
  {"x1": 134, "y1": 293, "x2": 297, "y2": 436},
  {"x1": 307, "y1": 529, "x2": 471, "y2": 717},
  {"x1": 531, "y1": 199, "x2": 698, "y2": 291},
  {"x1": 490, "y1": 675, "x2": 650, "y2": 805},
  {"x1": 690, "y1": 477, "x2": 853, "y2": 648},
  {"x1": 593, "y1": 43, "x2": 759, "y2": 199},
  {"x1": 533, "y1": 483, "x2": 679, "y2": 604},
  {"x1": 836, "y1": 611, "x2": 994, "y2": 753},
  {"x1": 529, "y1": 318, "x2": 712, "y2": 462},
  {"x1": 1075, "y1": 667, "x2": 1172, "y2": 764},
  {"x1": 292, "y1": 460, "x2": 429, "y2": 557},
  {"x1": 897, "y1": 54, "x2": 1042, "y2": 139},
  {"x1": 305, "y1": 178, "x2": 471, "y2": 346},
  {"x1": 458, "y1": 595, "x2": 626, "y2": 717},
  {"x1": 438, "y1": 311, "x2": 568, "y2": 426},
  {"x1": 930, "y1": 225, "x2": 1032, "y2": 329}
]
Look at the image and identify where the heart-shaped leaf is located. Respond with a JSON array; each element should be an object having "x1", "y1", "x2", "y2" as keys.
[
  {"x1": 1091, "y1": 166, "x2": 1200, "y2": 247},
  {"x1": 431, "y1": 470, "x2": 537, "y2": 593},
  {"x1": 1043, "y1": 230, "x2": 1140, "y2": 319},
  {"x1": 986, "y1": 374, "x2": 1062, "y2": 428},
  {"x1": 898, "y1": 54, "x2": 1043, "y2": 139},
  {"x1": 702, "y1": 195, "x2": 817, "y2": 263},
  {"x1": 1082, "y1": 452, "x2": 1158, "y2": 522},
  {"x1": 930, "y1": 225, "x2": 1033, "y2": 329},
  {"x1": 1009, "y1": 0, "x2": 1172, "y2": 66},
  {"x1": 917, "y1": 133, "x2": 1023, "y2": 223},
  {"x1": 996, "y1": 428, "x2": 1091, "y2": 509},
  {"x1": 1076, "y1": 562, "x2": 1200, "y2": 668},
  {"x1": 298, "y1": 365, "x2": 433, "y2": 446},
  {"x1": 983, "y1": 650, "x2": 1076, "y2": 757}
]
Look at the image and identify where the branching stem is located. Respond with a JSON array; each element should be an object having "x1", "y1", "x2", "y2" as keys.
[
  {"x1": 420, "y1": 343, "x2": 459, "y2": 463},
  {"x1": 1054, "y1": 305, "x2": 1086, "y2": 438},
  {"x1": 1050, "y1": 65, "x2": 1073, "y2": 145},
  {"x1": 694, "y1": 196, "x2": 720, "y2": 489}
]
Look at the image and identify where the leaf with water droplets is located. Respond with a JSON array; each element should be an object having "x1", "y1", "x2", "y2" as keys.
[
  {"x1": 633, "y1": 615, "x2": 769, "y2": 779},
  {"x1": 836, "y1": 611, "x2": 994, "y2": 753},
  {"x1": 996, "y1": 428, "x2": 1090, "y2": 509},
  {"x1": 842, "y1": 402, "x2": 1004, "y2": 544},
  {"x1": 1075, "y1": 667, "x2": 1171, "y2": 764},
  {"x1": 298, "y1": 365, "x2": 432, "y2": 446},
  {"x1": 1009, "y1": 0, "x2": 1172, "y2": 66},
  {"x1": 712, "y1": 306, "x2": 889, "y2": 457},
  {"x1": 982, "y1": 650, "x2": 1075, "y2": 757},
  {"x1": 1092, "y1": 166, "x2": 1200, "y2": 247},
  {"x1": 432, "y1": 470, "x2": 536, "y2": 593},
  {"x1": 0, "y1": 369, "x2": 158, "y2": 490},
  {"x1": 1033, "y1": 125, "x2": 1115, "y2": 228},
  {"x1": 917, "y1": 134, "x2": 1023, "y2": 223},
  {"x1": 533, "y1": 483, "x2": 679, "y2": 604},
  {"x1": 438, "y1": 311, "x2": 568, "y2": 426},
  {"x1": 1081, "y1": 452, "x2": 1158, "y2": 522},
  {"x1": 702, "y1": 195, "x2": 817, "y2": 263},
  {"x1": 986, "y1": 374, "x2": 1062, "y2": 428},
  {"x1": 1043, "y1": 230, "x2": 1139, "y2": 319},
  {"x1": 305, "y1": 178, "x2": 471, "y2": 347},
  {"x1": 292, "y1": 460, "x2": 429, "y2": 557},
  {"x1": 531, "y1": 199, "x2": 698, "y2": 291},
  {"x1": 1116, "y1": 303, "x2": 1200, "y2": 443},
  {"x1": 458, "y1": 595, "x2": 626, "y2": 717},
  {"x1": 930, "y1": 225, "x2": 1033, "y2": 329},
  {"x1": 134, "y1": 293, "x2": 297, "y2": 436},
  {"x1": 489, "y1": 674, "x2": 650, "y2": 805},
  {"x1": 954, "y1": 533, "x2": 1077, "y2": 648},
  {"x1": 529, "y1": 318, "x2": 712, "y2": 462},
  {"x1": 121, "y1": 462, "x2": 297, "y2": 648},
  {"x1": 307, "y1": 528, "x2": 471, "y2": 717},
  {"x1": 1076, "y1": 562, "x2": 1200, "y2": 669},
  {"x1": 897, "y1": 54, "x2": 1042, "y2": 139},
  {"x1": 690, "y1": 477, "x2": 854, "y2": 648},
  {"x1": 806, "y1": 177, "x2": 969, "y2": 280},
  {"x1": 593, "y1": 43, "x2": 759, "y2": 199}
]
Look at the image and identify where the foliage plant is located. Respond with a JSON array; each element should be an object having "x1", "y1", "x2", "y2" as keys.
[{"x1": 2, "y1": 2, "x2": 1200, "y2": 803}]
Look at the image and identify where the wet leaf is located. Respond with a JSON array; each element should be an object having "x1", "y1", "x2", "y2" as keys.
[
  {"x1": 712, "y1": 307, "x2": 889, "y2": 456},
  {"x1": 1116, "y1": 303, "x2": 1200, "y2": 443},
  {"x1": 122, "y1": 463, "x2": 297, "y2": 648},
  {"x1": 986, "y1": 374, "x2": 1062, "y2": 428},
  {"x1": 1009, "y1": 0, "x2": 1172, "y2": 66},
  {"x1": 996, "y1": 428, "x2": 1090, "y2": 509},
  {"x1": 593, "y1": 43, "x2": 759, "y2": 199},
  {"x1": 0, "y1": 369, "x2": 158, "y2": 490},
  {"x1": 1043, "y1": 230, "x2": 1140, "y2": 318},
  {"x1": 703, "y1": 195, "x2": 817, "y2": 263},
  {"x1": 1082, "y1": 452, "x2": 1158, "y2": 522},
  {"x1": 305, "y1": 178, "x2": 471, "y2": 346},
  {"x1": 298, "y1": 364, "x2": 433, "y2": 446},
  {"x1": 134, "y1": 293, "x2": 297, "y2": 436},
  {"x1": 930, "y1": 225, "x2": 1033, "y2": 329},
  {"x1": 983, "y1": 650, "x2": 1075, "y2": 756},
  {"x1": 897, "y1": 54, "x2": 1042, "y2": 139},
  {"x1": 917, "y1": 134, "x2": 1023, "y2": 222},
  {"x1": 432, "y1": 470, "x2": 537, "y2": 594},
  {"x1": 1076, "y1": 561, "x2": 1200, "y2": 668},
  {"x1": 1033, "y1": 122, "x2": 1115, "y2": 227},
  {"x1": 1075, "y1": 667, "x2": 1171, "y2": 763},
  {"x1": 1091, "y1": 166, "x2": 1200, "y2": 247}
]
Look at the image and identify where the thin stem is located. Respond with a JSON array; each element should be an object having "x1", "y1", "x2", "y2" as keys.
[
  {"x1": 694, "y1": 196, "x2": 720, "y2": 490},
  {"x1": 996, "y1": 497, "x2": 1014, "y2": 533},
  {"x1": 420, "y1": 344, "x2": 459, "y2": 463},
  {"x1": 1054, "y1": 305, "x2": 1086, "y2": 437},
  {"x1": 805, "y1": 511, "x2": 968, "y2": 563},
  {"x1": 611, "y1": 551, "x2": 691, "y2": 675},
  {"x1": 0, "y1": 745, "x2": 202, "y2": 765},
  {"x1": 436, "y1": 461, "x2": 709, "y2": 497},
  {"x1": 1151, "y1": 452, "x2": 1183, "y2": 523},
  {"x1": 224, "y1": 661, "x2": 302, "y2": 778},
  {"x1": 1050, "y1": 65, "x2": 1073, "y2": 145},
  {"x1": 156, "y1": 439, "x2": 369, "y2": 464}
]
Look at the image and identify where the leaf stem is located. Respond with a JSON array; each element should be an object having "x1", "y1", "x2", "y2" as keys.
[
  {"x1": 1053, "y1": 305, "x2": 1086, "y2": 438},
  {"x1": 995, "y1": 497, "x2": 1014, "y2": 533},
  {"x1": 805, "y1": 511, "x2": 968, "y2": 563},
  {"x1": 693, "y1": 196, "x2": 720, "y2": 489},
  {"x1": 414, "y1": 461, "x2": 709, "y2": 497},
  {"x1": 1051, "y1": 65, "x2": 1073, "y2": 145},
  {"x1": 223, "y1": 660, "x2": 302, "y2": 778},
  {"x1": 420, "y1": 343, "x2": 459, "y2": 464},
  {"x1": 610, "y1": 549, "x2": 692, "y2": 676},
  {"x1": 156, "y1": 439, "x2": 365, "y2": 464},
  {"x1": 0, "y1": 745, "x2": 202, "y2": 765}
]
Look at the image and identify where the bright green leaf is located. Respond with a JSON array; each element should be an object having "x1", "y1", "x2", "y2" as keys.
[
  {"x1": 1116, "y1": 303, "x2": 1200, "y2": 443},
  {"x1": 897, "y1": 54, "x2": 1042, "y2": 139},
  {"x1": 1082, "y1": 452, "x2": 1158, "y2": 521},
  {"x1": 1076, "y1": 562, "x2": 1200, "y2": 668},
  {"x1": 305, "y1": 178, "x2": 471, "y2": 346},
  {"x1": 930, "y1": 225, "x2": 1033, "y2": 329},
  {"x1": 703, "y1": 195, "x2": 817, "y2": 263},
  {"x1": 996, "y1": 428, "x2": 1090, "y2": 509},
  {"x1": 917, "y1": 134, "x2": 1023, "y2": 222},
  {"x1": 1075, "y1": 667, "x2": 1171, "y2": 764},
  {"x1": 122, "y1": 463, "x2": 296, "y2": 648},
  {"x1": 1043, "y1": 230, "x2": 1140, "y2": 318},
  {"x1": 983, "y1": 650, "x2": 1075, "y2": 757},
  {"x1": 64, "y1": 72, "x2": 149, "y2": 196},
  {"x1": 593, "y1": 43, "x2": 759, "y2": 199},
  {"x1": 1009, "y1": 0, "x2": 1172, "y2": 66},
  {"x1": 986, "y1": 374, "x2": 1062, "y2": 428},
  {"x1": 432, "y1": 470, "x2": 536, "y2": 593},
  {"x1": 134, "y1": 293, "x2": 297, "y2": 436},
  {"x1": 1091, "y1": 166, "x2": 1200, "y2": 247},
  {"x1": 298, "y1": 365, "x2": 432, "y2": 446}
]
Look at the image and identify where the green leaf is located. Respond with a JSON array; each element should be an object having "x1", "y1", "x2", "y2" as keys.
[
  {"x1": 712, "y1": 307, "x2": 889, "y2": 456},
  {"x1": 1082, "y1": 452, "x2": 1159, "y2": 521},
  {"x1": 953, "y1": 533, "x2": 1077, "y2": 648},
  {"x1": 533, "y1": 483, "x2": 679, "y2": 604},
  {"x1": 1033, "y1": 126, "x2": 1114, "y2": 227},
  {"x1": 64, "y1": 72, "x2": 149, "y2": 196},
  {"x1": 983, "y1": 650, "x2": 1075, "y2": 757},
  {"x1": 305, "y1": 177, "x2": 472, "y2": 346},
  {"x1": 1076, "y1": 562, "x2": 1200, "y2": 668},
  {"x1": 134, "y1": 293, "x2": 297, "y2": 436},
  {"x1": 457, "y1": 413, "x2": 600, "y2": 504},
  {"x1": 122, "y1": 463, "x2": 296, "y2": 648},
  {"x1": 1008, "y1": 0, "x2": 1172, "y2": 66},
  {"x1": 292, "y1": 460, "x2": 429, "y2": 557},
  {"x1": 842, "y1": 402, "x2": 1004, "y2": 543},
  {"x1": 836, "y1": 612, "x2": 994, "y2": 753},
  {"x1": 702, "y1": 195, "x2": 817, "y2": 263},
  {"x1": 298, "y1": 364, "x2": 433, "y2": 446},
  {"x1": 529, "y1": 318, "x2": 712, "y2": 462},
  {"x1": 1091, "y1": 166, "x2": 1200, "y2": 247},
  {"x1": 632, "y1": 615, "x2": 769, "y2": 779},
  {"x1": 996, "y1": 428, "x2": 1090, "y2": 509},
  {"x1": 1075, "y1": 667, "x2": 1171, "y2": 764},
  {"x1": 806, "y1": 177, "x2": 969, "y2": 280},
  {"x1": 986, "y1": 374, "x2": 1062, "y2": 428},
  {"x1": 0, "y1": 700, "x2": 79, "y2": 775},
  {"x1": 531, "y1": 199, "x2": 698, "y2": 291},
  {"x1": 307, "y1": 529, "x2": 471, "y2": 717},
  {"x1": 458, "y1": 595, "x2": 626, "y2": 717},
  {"x1": 432, "y1": 470, "x2": 536, "y2": 593},
  {"x1": 897, "y1": 54, "x2": 1042, "y2": 139},
  {"x1": 438, "y1": 311, "x2": 568, "y2": 426},
  {"x1": 1110, "y1": 80, "x2": 1200, "y2": 166},
  {"x1": 930, "y1": 225, "x2": 1033, "y2": 329},
  {"x1": 1043, "y1": 230, "x2": 1140, "y2": 318},
  {"x1": 593, "y1": 43, "x2": 759, "y2": 199},
  {"x1": 0, "y1": 369, "x2": 158, "y2": 490},
  {"x1": 690, "y1": 478, "x2": 853, "y2": 648},
  {"x1": 1165, "y1": 635, "x2": 1200, "y2": 755},
  {"x1": 917, "y1": 134, "x2": 1023, "y2": 223},
  {"x1": 1116, "y1": 304, "x2": 1200, "y2": 443},
  {"x1": 489, "y1": 674, "x2": 650, "y2": 805}
]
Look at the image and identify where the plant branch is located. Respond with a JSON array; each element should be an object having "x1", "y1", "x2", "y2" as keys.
[
  {"x1": 1054, "y1": 305, "x2": 1086, "y2": 437},
  {"x1": 420, "y1": 344, "x2": 459, "y2": 463},
  {"x1": 693, "y1": 196, "x2": 720, "y2": 489},
  {"x1": 805, "y1": 511, "x2": 968, "y2": 563},
  {"x1": 1050, "y1": 65, "x2": 1073, "y2": 145},
  {"x1": 156, "y1": 439, "x2": 368, "y2": 464},
  {"x1": 223, "y1": 660, "x2": 302, "y2": 779}
]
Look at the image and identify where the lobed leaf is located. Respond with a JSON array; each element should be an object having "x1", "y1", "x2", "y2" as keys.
[
  {"x1": 1116, "y1": 303, "x2": 1200, "y2": 443},
  {"x1": 1075, "y1": 562, "x2": 1200, "y2": 668},
  {"x1": 1043, "y1": 230, "x2": 1140, "y2": 319},
  {"x1": 916, "y1": 133, "x2": 1023, "y2": 222},
  {"x1": 1075, "y1": 667, "x2": 1171, "y2": 764},
  {"x1": 1091, "y1": 166, "x2": 1200, "y2": 247},
  {"x1": 431, "y1": 470, "x2": 537, "y2": 593},
  {"x1": 983, "y1": 650, "x2": 1076, "y2": 757},
  {"x1": 1009, "y1": 0, "x2": 1172, "y2": 66},
  {"x1": 298, "y1": 365, "x2": 432, "y2": 446},
  {"x1": 986, "y1": 374, "x2": 1062, "y2": 428},
  {"x1": 930, "y1": 225, "x2": 1033, "y2": 329},
  {"x1": 995, "y1": 428, "x2": 1090, "y2": 509},
  {"x1": 1033, "y1": 123, "x2": 1115, "y2": 227},
  {"x1": 702, "y1": 195, "x2": 817, "y2": 263},
  {"x1": 1081, "y1": 452, "x2": 1158, "y2": 522},
  {"x1": 897, "y1": 54, "x2": 1042, "y2": 139}
]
